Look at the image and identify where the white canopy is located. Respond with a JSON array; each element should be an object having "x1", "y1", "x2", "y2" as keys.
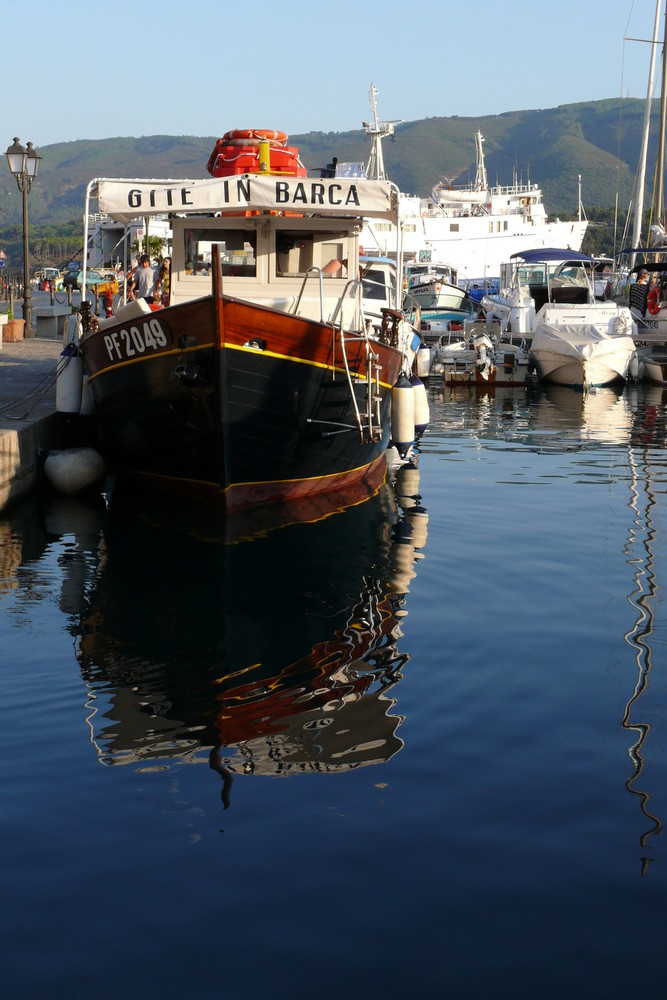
[{"x1": 89, "y1": 174, "x2": 399, "y2": 224}]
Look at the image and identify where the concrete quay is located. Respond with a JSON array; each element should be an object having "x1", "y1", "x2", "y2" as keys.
[{"x1": 0, "y1": 336, "x2": 77, "y2": 513}]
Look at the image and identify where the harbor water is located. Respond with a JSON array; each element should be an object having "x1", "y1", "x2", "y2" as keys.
[{"x1": 2, "y1": 379, "x2": 667, "y2": 997}]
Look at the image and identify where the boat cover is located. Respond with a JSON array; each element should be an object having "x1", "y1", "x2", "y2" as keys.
[{"x1": 531, "y1": 323, "x2": 635, "y2": 360}]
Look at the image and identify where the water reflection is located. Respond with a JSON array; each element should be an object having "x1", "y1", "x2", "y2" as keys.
[
  {"x1": 425, "y1": 379, "x2": 667, "y2": 453},
  {"x1": 20, "y1": 458, "x2": 427, "y2": 805},
  {"x1": 622, "y1": 396, "x2": 667, "y2": 874},
  {"x1": 426, "y1": 378, "x2": 667, "y2": 875}
]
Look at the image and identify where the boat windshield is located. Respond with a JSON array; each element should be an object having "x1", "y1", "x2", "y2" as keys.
[{"x1": 184, "y1": 227, "x2": 257, "y2": 277}]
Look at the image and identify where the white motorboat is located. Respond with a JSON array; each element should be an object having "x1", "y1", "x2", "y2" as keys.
[
  {"x1": 430, "y1": 320, "x2": 531, "y2": 387},
  {"x1": 403, "y1": 259, "x2": 468, "y2": 312},
  {"x1": 635, "y1": 344, "x2": 667, "y2": 385},
  {"x1": 359, "y1": 86, "x2": 587, "y2": 281},
  {"x1": 530, "y1": 322, "x2": 637, "y2": 388},
  {"x1": 481, "y1": 248, "x2": 637, "y2": 388}
]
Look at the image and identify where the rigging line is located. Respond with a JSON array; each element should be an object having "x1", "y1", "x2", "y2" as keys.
[{"x1": 0, "y1": 356, "x2": 72, "y2": 418}]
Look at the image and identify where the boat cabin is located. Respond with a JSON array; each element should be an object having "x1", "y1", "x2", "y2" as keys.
[
  {"x1": 503, "y1": 249, "x2": 595, "y2": 311},
  {"x1": 169, "y1": 214, "x2": 360, "y2": 325}
]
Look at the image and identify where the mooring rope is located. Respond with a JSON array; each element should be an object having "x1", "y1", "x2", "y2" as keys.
[{"x1": 0, "y1": 354, "x2": 74, "y2": 420}]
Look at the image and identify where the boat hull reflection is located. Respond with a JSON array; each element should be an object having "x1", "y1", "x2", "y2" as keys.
[{"x1": 75, "y1": 462, "x2": 426, "y2": 781}]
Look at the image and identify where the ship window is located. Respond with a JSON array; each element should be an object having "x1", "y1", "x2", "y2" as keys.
[
  {"x1": 362, "y1": 268, "x2": 388, "y2": 301},
  {"x1": 449, "y1": 223, "x2": 460, "y2": 233},
  {"x1": 183, "y1": 227, "x2": 256, "y2": 276}
]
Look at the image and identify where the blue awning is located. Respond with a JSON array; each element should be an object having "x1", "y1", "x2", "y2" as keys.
[{"x1": 509, "y1": 247, "x2": 593, "y2": 263}]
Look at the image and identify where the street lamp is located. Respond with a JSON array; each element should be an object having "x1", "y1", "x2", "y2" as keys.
[{"x1": 5, "y1": 137, "x2": 40, "y2": 333}]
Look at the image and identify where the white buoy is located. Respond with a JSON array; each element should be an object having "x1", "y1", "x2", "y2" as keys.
[
  {"x1": 56, "y1": 345, "x2": 84, "y2": 414},
  {"x1": 410, "y1": 375, "x2": 430, "y2": 436},
  {"x1": 391, "y1": 374, "x2": 415, "y2": 459},
  {"x1": 44, "y1": 448, "x2": 106, "y2": 496},
  {"x1": 628, "y1": 353, "x2": 640, "y2": 380}
]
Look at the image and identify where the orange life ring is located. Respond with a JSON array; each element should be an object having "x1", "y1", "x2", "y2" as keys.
[
  {"x1": 648, "y1": 285, "x2": 661, "y2": 315},
  {"x1": 222, "y1": 128, "x2": 288, "y2": 145}
]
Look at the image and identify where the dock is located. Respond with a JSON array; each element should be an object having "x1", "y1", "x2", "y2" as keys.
[{"x1": 0, "y1": 336, "x2": 76, "y2": 512}]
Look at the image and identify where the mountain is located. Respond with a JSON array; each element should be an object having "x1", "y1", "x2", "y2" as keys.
[{"x1": 0, "y1": 98, "x2": 659, "y2": 228}]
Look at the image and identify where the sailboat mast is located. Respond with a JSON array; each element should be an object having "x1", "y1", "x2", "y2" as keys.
[
  {"x1": 656, "y1": 4, "x2": 667, "y2": 226},
  {"x1": 633, "y1": 0, "x2": 662, "y2": 250}
]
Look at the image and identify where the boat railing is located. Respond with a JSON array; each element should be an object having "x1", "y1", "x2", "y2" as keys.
[
  {"x1": 330, "y1": 277, "x2": 366, "y2": 330},
  {"x1": 291, "y1": 265, "x2": 327, "y2": 322},
  {"x1": 292, "y1": 267, "x2": 368, "y2": 333}
]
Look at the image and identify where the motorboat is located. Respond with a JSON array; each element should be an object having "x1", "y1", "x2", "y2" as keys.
[
  {"x1": 481, "y1": 248, "x2": 637, "y2": 388},
  {"x1": 430, "y1": 319, "x2": 531, "y2": 387},
  {"x1": 403, "y1": 258, "x2": 468, "y2": 312},
  {"x1": 530, "y1": 322, "x2": 637, "y2": 388},
  {"x1": 78, "y1": 128, "x2": 423, "y2": 512}
]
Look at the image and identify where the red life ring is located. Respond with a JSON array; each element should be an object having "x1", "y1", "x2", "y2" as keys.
[
  {"x1": 648, "y1": 285, "x2": 661, "y2": 315},
  {"x1": 222, "y1": 128, "x2": 288, "y2": 145}
]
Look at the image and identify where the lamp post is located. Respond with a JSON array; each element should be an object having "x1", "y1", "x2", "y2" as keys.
[{"x1": 5, "y1": 137, "x2": 40, "y2": 333}]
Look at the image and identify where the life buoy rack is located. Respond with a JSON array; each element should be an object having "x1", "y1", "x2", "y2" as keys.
[
  {"x1": 206, "y1": 129, "x2": 301, "y2": 176},
  {"x1": 222, "y1": 128, "x2": 288, "y2": 146},
  {"x1": 648, "y1": 285, "x2": 661, "y2": 315}
]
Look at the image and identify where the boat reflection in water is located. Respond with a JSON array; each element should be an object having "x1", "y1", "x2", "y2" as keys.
[
  {"x1": 427, "y1": 379, "x2": 636, "y2": 449},
  {"x1": 66, "y1": 454, "x2": 427, "y2": 808}
]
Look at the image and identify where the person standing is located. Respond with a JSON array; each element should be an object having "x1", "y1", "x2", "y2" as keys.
[
  {"x1": 128, "y1": 254, "x2": 156, "y2": 302},
  {"x1": 154, "y1": 256, "x2": 171, "y2": 306}
]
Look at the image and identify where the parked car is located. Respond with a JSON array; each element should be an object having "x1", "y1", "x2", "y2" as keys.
[{"x1": 62, "y1": 262, "x2": 83, "y2": 289}]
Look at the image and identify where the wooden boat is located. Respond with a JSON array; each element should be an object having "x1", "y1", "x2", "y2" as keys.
[{"x1": 79, "y1": 132, "x2": 419, "y2": 511}]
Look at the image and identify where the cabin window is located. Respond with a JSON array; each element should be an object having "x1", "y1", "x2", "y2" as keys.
[
  {"x1": 449, "y1": 223, "x2": 460, "y2": 233},
  {"x1": 183, "y1": 227, "x2": 256, "y2": 277},
  {"x1": 362, "y1": 268, "x2": 389, "y2": 301},
  {"x1": 275, "y1": 230, "x2": 347, "y2": 278}
]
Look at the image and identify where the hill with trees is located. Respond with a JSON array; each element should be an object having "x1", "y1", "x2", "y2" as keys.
[{"x1": 0, "y1": 97, "x2": 660, "y2": 269}]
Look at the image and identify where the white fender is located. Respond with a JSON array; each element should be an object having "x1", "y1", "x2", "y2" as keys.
[
  {"x1": 391, "y1": 374, "x2": 415, "y2": 459},
  {"x1": 56, "y1": 347, "x2": 83, "y2": 414},
  {"x1": 410, "y1": 375, "x2": 430, "y2": 435},
  {"x1": 44, "y1": 447, "x2": 106, "y2": 496},
  {"x1": 416, "y1": 342, "x2": 431, "y2": 378}
]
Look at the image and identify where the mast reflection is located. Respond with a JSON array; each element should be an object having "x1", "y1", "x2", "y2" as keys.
[{"x1": 623, "y1": 389, "x2": 667, "y2": 873}]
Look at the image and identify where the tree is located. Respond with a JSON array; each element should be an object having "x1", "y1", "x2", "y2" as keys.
[{"x1": 132, "y1": 234, "x2": 166, "y2": 261}]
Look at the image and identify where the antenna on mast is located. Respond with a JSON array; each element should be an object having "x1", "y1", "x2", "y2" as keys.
[{"x1": 363, "y1": 83, "x2": 402, "y2": 181}]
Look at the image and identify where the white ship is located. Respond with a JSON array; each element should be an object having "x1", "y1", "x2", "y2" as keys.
[{"x1": 359, "y1": 85, "x2": 587, "y2": 280}]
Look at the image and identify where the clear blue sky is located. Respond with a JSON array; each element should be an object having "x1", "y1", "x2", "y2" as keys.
[{"x1": 0, "y1": 0, "x2": 662, "y2": 151}]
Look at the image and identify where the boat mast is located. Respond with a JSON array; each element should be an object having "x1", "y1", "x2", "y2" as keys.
[
  {"x1": 473, "y1": 132, "x2": 488, "y2": 191},
  {"x1": 364, "y1": 83, "x2": 402, "y2": 181},
  {"x1": 633, "y1": 0, "x2": 662, "y2": 252},
  {"x1": 656, "y1": 4, "x2": 667, "y2": 227}
]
